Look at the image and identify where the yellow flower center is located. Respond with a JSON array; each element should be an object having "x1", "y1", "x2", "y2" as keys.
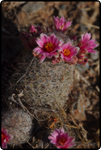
[
  {"x1": 44, "y1": 42, "x2": 54, "y2": 52},
  {"x1": 63, "y1": 49, "x2": 70, "y2": 56},
  {"x1": 2, "y1": 134, "x2": 5, "y2": 141},
  {"x1": 59, "y1": 137, "x2": 66, "y2": 145},
  {"x1": 60, "y1": 24, "x2": 64, "y2": 30}
]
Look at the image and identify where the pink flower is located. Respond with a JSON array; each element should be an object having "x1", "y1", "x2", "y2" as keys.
[
  {"x1": 77, "y1": 49, "x2": 88, "y2": 65},
  {"x1": 77, "y1": 52, "x2": 88, "y2": 65},
  {"x1": 33, "y1": 33, "x2": 62, "y2": 63},
  {"x1": 70, "y1": 35, "x2": 78, "y2": 41},
  {"x1": 20, "y1": 32, "x2": 37, "y2": 50},
  {"x1": 78, "y1": 57, "x2": 88, "y2": 65},
  {"x1": 29, "y1": 25, "x2": 37, "y2": 34},
  {"x1": 29, "y1": 25, "x2": 42, "y2": 35},
  {"x1": 1, "y1": 128, "x2": 12, "y2": 149},
  {"x1": 54, "y1": 16, "x2": 72, "y2": 32},
  {"x1": 78, "y1": 33, "x2": 98, "y2": 53},
  {"x1": 60, "y1": 42, "x2": 79, "y2": 62},
  {"x1": 52, "y1": 55, "x2": 61, "y2": 64},
  {"x1": 68, "y1": 56, "x2": 78, "y2": 65},
  {"x1": 48, "y1": 128, "x2": 75, "y2": 149}
]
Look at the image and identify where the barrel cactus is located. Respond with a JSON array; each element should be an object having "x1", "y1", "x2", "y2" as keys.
[{"x1": 2, "y1": 109, "x2": 32, "y2": 146}]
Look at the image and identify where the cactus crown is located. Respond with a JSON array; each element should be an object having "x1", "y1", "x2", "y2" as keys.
[{"x1": 20, "y1": 16, "x2": 98, "y2": 65}]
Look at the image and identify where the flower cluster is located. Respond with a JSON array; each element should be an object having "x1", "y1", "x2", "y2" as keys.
[
  {"x1": 20, "y1": 16, "x2": 98, "y2": 65},
  {"x1": 20, "y1": 25, "x2": 42, "y2": 50},
  {"x1": 1, "y1": 128, "x2": 12, "y2": 149},
  {"x1": 48, "y1": 127, "x2": 75, "y2": 149}
]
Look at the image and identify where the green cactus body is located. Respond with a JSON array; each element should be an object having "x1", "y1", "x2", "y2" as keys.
[{"x1": 2, "y1": 109, "x2": 32, "y2": 145}]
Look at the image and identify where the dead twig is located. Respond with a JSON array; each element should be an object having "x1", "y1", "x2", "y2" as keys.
[
  {"x1": 66, "y1": 124, "x2": 77, "y2": 129},
  {"x1": 95, "y1": 86, "x2": 100, "y2": 92},
  {"x1": 56, "y1": 103, "x2": 69, "y2": 132},
  {"x1": 17, "y1": 57, "x2": 34, "y2": 83},
  {"x1": 8, "y1": 94, "x2": 19, "y2": 105},
  {"x1": 27, "y1": 141, "x2": 35, "y2": 149},
  {"x1": 76, "y1": 69, "x2": 90, "y2": 86},
  {"x1": 45, "y1": 143, "x2": 50, "y2": 149},
  {"x1": 9, "y1": 91, "x2": 39, "y2": 121},
  {"x1": 80, "y1": 21, "x2": 100, "y2": 29}
]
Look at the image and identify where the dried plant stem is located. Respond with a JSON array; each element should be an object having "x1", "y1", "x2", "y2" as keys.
[
  {"x1": 66, "y1": 124, "x2": 77, "y2": 129},
  {"x1": 45, "y1": 143, "x2": 50, "y2": 149},
  {"x1": 96, "y1": 86, "x2": 100, "y2": 92},
  {"x1": 56, "y1": 103, "x2": 69, "y2": 132},
  {"x1": 81, "y1": 21, "x2": 100, "y2": 29},
  {"x1": 9, "y1": 92, "x2": 39, "y2": 121},
  {"x1": 27, "y1": 141, "x2": 35, "y2": 149},
  {"x1": 17, "y1": 57, "x2": 34, "y2": 83}
]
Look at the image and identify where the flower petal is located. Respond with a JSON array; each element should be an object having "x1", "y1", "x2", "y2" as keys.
[
  {"x1": 40, "y1": 33, "x2": 48, "y2": 43},
  {"x1": 33, "y1": 47, "x2": 42, "y2": 53},
  {"x1": 39, "y1": 55, "x2": 46, "y2": 63},
  {"x1": 36, "y1": 39, "x2": 44, "y2": 48},
  {"x1": 87, "y1": 48, "x2": 96, "y2": 53},
  {"x1": 2, "y1": 142, "x2": 7, "y2": 149}
]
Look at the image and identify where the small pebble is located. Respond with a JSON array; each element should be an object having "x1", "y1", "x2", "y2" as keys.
[
  {"x1": 59, "y1": 4, "x2": 66, "y2": 10},
  {"x1": 22, "y1": 2, "x2": 45, "y2": 13},
  {"x1": 76, "y1": 62, "x2": 89, "y2": 73},
  {"x1": 90, "y1": 50, "x2": 99, "y2": 60}
]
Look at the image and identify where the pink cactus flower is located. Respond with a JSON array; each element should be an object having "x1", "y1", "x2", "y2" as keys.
[
  {"x1": 70, "y1": 35, "x2": 78, "y2": 41},
  {"x1": 78, "y1": 57, "x2": 88, "y2": 65},
  {"x1": 33, "y1": 33, "x2": 62, "y2": 63},
  {"x1": 48, "y1": 128, "x2": 75, "y2": 149},
  {"x1": 77, "y1": 49, "x2": 88, "y2": 65},
  {"x1": 78, "y1": 33, "x2": 98, "y2": 53},
  {"x1": 77, "y1": 52, "x2": 88, "y2": 65},
  {"x1": 29, "y1": 25, "x2": 37, "y2": 34},
  {"x1": 68, "y1": 56, "x2": 78, "y2": 65},
  {"x1": 52, "y1": 55, "x2": 61, "y2": 64},
  {"x1": 1, "y1": 128, "x2": 12, "y2": 149},
  {"x1": 19, "y1": 32, "x2": 37, "y2": 50},
  {"x1": 60, "y1": 42, "x2": 79, "y2": 62},
  {"x1": 29, "y1": 25, "x2": 42, "y2": 35},
  {"x1": 54, "y1": 16, "x2": 72, "y2": 32}
]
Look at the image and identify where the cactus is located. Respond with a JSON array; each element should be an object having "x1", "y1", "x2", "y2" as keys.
[
  {"x1": 2, "y1": 109, "x2": 32, "y2": 146},
  {"x1": 19, "y1": 55, "x2": 74, "y2": 109},
  {"x1": 7, "y1": 49, "x2": 74, "y2": 120},
  {"x1": 8, "y1": 16, "x2": 98, "y2": 119}
]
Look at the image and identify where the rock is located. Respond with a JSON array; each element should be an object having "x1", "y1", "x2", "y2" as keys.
[
  {"x1": 76, "y1": 62, "x2": 89, "y2": 73},
  {"x1": 21, "y1": 2, "x2": 45, "y2": 13},
  {"x1": 59, "y1": 4, "x2": 66, "y2": 10},
  {"x1": 90, "y1": 50, "x2": 99, "y2": 60},
  {"x1": 17, "y1": 2, "x2": 45, "y2": 25}
]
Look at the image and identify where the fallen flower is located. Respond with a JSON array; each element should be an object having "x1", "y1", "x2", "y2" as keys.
[
  {"x1": 48, "y1": 127, "x2": 75, "y2": 149},
  {"x1": 1, "y1": 128, "x2": 12, "y2": 149}
]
